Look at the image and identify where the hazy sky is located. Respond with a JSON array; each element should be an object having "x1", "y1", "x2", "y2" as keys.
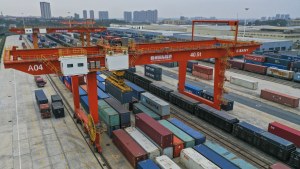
[{"x1": 1, "y1": 0, "x2": 299, "y2": 19}]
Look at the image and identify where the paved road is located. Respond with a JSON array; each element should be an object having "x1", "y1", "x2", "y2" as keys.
[{"x1": 162, "y1": 70, "x2": 300, "y2": 125}]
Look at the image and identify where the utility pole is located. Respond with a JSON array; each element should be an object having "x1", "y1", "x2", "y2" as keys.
[{"x1": 243, "y1": 8, "x2": 249, "y2": 38}]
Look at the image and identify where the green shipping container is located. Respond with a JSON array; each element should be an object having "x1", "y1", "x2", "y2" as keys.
[
  {"x1": 159, "y1": 120, "x2": 195, "y2": 148},
  {"x1": 133, "y1": 103, "x2": 161, "y2": 120},
  {"x1": 98, "y1": 100, "x2": 110, "y2": 110},
  {"x1": 98, "y1": 100, "x2": 120, "y2": 126}
]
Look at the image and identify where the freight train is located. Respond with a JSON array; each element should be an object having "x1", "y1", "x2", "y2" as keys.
[{"x1": 124, "y1": 70, "x2": 300, "y2": 168}]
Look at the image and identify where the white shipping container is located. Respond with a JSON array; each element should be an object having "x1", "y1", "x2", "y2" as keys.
[
  {"x1": 140, "y1": 92, "x2": 170, "y2": 116},
  {"x1": 125, "y1": 127, "x2": 160, "y2": 160},
  {"x1": 155, "y1": 155, "x2": 181, "y2": 169},
  {"x1": 230, "y1": 76, "x2": 258, "y2": 90},
  {"x1": 180, "y1": 148, "x2": 220, "y2": 169},
  {"x1": 137, "y1": 128, "x2": 173, "y2": 158},
  {"x1": 267, "y1": 67, "x2": 294, "y2": 80}
]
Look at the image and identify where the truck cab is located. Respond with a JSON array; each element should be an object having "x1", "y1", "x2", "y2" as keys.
[{"x1": 34, "y1": 76, "x2": 47, "y2": 87}]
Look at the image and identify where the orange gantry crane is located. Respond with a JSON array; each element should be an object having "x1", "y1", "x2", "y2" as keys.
[{"x1": 4, "y1": 20, "x2": 260, "y2": 153}]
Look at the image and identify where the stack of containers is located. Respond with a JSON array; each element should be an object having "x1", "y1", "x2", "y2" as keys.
[
  {"x1": 105, "y1": 80, "x2": 134, "y2": 104},
  {"x1": 244, "y1": 54, "x2": 266, "y2": 65},
  {"x1": 140, "y1": 92, "x2": 171, "y2": 119},
  {"x1": 228, "y1": 60, "x2": 244, "y2": 70},
  {"x1": 144, "y1": 65, "x2": 162, "y2": 81},
  {"x1": 243, "y1": 63, "x2": 268, "y2": 74},
  {"x1": 172, "y1": 136, "x2": 184, "y2": 158},
  {"x1": 135, "y1": 113, "x2": 174, "y2": 158},
  {"x1": 80, "y1": 96, "x2": 89, "y2": 113},
  {"x1": 264, "y1": 57, "x2": 291, "y2": 70},
  {"x1": 180, "y1": 148, "x2": 220, "y2": 169},
  {"x1": 159, "y1": 62, "x2": 178, "y2": 68},
  {"x1": 187, "y1": 61, "x2": 198, "y2": 73},
  {"x1": 200, "y1": 90, "x2": 234, "y2": 111},
  {"x1": 98, "y1": 100, "x2": 120, "y2": 137},
  {"x1": 149, "y1": 83, "x2": 174, "y2": 101},
  {"x1": 192, "y1": 64, "x2": 213, "y2": 80},
  {"x1": 159, "y1": 120, "x2": 195, "y2": 148},
  {"x1": 155, "y1": 155, "x2": 181, "y2": 169},
  {"x1": 185, "y1": 83, "x2": 203, "y2": 96},
  {"x1": 104, "y1": 98, "x2": 131, "y2": 128},
  {"x1": 125, "y1": 81, "x2": 145, "y2": 100},
  {"x1": 112, "y1": 129, "x2": 147, "y2": 168},
  {"x1": 132, "y1": 103, "x2": 161, "y2": 120},
  {"x1": 125, "y1": 127, "x2": 160, "y2": 160},
  {"x1": 137, "y1": 159, "x2": 160, "y2": 169},
  {"x1": 292, "y1": 61, "x2": 300, "y2": 72}
]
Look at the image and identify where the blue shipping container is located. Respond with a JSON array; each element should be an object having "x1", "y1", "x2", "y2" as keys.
[
  {"x1": 96, "y1": 71, "x2": 101, "y2": 75},
  {"x1": 80, "y1": 96, "x2": 89, "y2": 113},
  {"x1": 97, "y1": 75, "x2": 105, "y2": 82},
  {"x1": 125, "y1": 81, "x2": 145, "y2": 100},
  {"x1": 64, "y1": 76, "x2": 72, "y2": 84},
  {"x1": 194, "y1": 145, "x2": 240, "y2": 169},
  {"x1": 79, "y1": 87, "x2": 87, "y2": 96},
  {"x1": 97, "y1": 82, "x2": 106, "y2": 91},
  {"x1": 294, "y1": 72, "x2": 300, "y2": 82},
  {"x1": 97, "y1": 87, "x2": 109, "y2": 99},
  {"x1": 137, "y1": 159, "x2": 160, "y2": 169},
  {"x1": 184, "y1": 83, "x2": 203, "y2": 96},
  {"x1": 59, "y1": 76, "x2": 64, "y2": 83},
  {"x1": 205, "y1": 140, "x2": 257, "y2": 169},
  {"x1": 244, "y1": 60, "x2": 263, "y2": 65},
  {"x1": 168, "y1": 118, "x2": 206, "y2": 145},
  {"x1": 263, "y1": 62, "x2": 288, "y2": 70}
]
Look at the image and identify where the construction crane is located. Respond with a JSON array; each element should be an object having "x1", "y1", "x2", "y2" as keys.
[{"x1": 4, "y1": 20, "x2": 260, "y2": 153}]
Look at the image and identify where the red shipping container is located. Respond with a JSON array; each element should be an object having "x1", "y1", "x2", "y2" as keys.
[
  {"x1": 112, "y1": 129, "x2": 147, "y2": 168},
  {"x1": 244, "y1": 54, "x2": 266, "y2": 62},
  {"x1": 244, "y1": 63, "x2": 267, "y2": 75},
  {"x1": 78, "y1": 75, "x2": 86, "y2": 85},
  {"x1": 173, "y1": 135, "x2": 184, "y2": 158},
  {"x1": 64, "y1": 80, "x2": 72, "y2": 92},
  {"x1": 228, "y1": 60, "x2": 244, "y2": 70},
  {"x1": 268, "y1": 121, "x2": 300, "y2": 147},
  {"x1": 193, "y1": 64, "x2": 214, "y2": 75},
  {"x1": 269, "y1": 162, "x2": 291, "y2": 169},
  {"x1": 135, "y1": 113, "x2": 173, "y2": 148},
  {"x1": 192, "y1": 71, "x2": 213, "y2": 80},
  {"x1": 261, "y1": 89, "x2": 299, "y2": 108}
]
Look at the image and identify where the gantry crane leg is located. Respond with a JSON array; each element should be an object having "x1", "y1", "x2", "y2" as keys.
[
  {"x1": 32, "y1": 33, "x2": 39, "y2": 49},
  {"x1": 177, "y1": 61, "x2": 187, "y2": 93},
  {"x1": 71, "y1": 75, "x2": 80, "y2": 112},
  {"x1": 213, "y1": 58, "x2": 224, "y2": 109}
]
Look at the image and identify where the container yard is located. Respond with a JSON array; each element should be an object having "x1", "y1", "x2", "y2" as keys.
[{"x1": 1, "y1": 5, "x2": 300, "y2": 169}]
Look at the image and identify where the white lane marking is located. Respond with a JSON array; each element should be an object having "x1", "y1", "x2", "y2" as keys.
[{"x1": 14, "y1": 70, "x2": 22, "y2": 169}]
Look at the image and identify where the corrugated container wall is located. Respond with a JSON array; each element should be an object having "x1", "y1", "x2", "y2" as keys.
[
  {"x1": 155, "y1": 155, "x2": 181, "y2": 169},
  {"x1": 260, "y1": 89, "x2": 299, "y2": 108},
  {"x1": 230, "y1": 76, "x2": 258, "y2": 90},
  {"x1": 140, "y1": 92, "x2": 170, "y2": 116},
  {"x1": 137, "y1": 159, "x2": 160, "y2": 169}
]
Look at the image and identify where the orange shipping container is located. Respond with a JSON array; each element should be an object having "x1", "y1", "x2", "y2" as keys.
[
  {"x1": 173, "y1": 135, "x2": 184, "y2": 158},
  {"x1": 80, "y1": 85, "x2": 88, "y2": 93}
]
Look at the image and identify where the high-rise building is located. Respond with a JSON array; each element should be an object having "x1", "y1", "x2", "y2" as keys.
[
  {"x1": 124, "y1": 11, "x2": 132, "y2": 22},
  {"x1": 83, "y1": 10, "x2": 87, "y2": 19},
  {"x1": 99, "y1": 11, "x2": 109, "y2": 20},
  {"x1": 74, "y1": 13, "x2": 80, "y2": 19},
  {"x1": 275, "y1": 14, "x2": 280, "y2": 19},
  {"x1": 90, "y1": 10, "x2": 95, "y2": 19},
  {"x1": 40, "y1": 2, "x2": 51, "y2": 19},
  {"x1": 284, "y1": 14, "x2": 290, "y2": 20},
  {"x1": 133, "y1": 10, "x2": 157, "y2": 23}
]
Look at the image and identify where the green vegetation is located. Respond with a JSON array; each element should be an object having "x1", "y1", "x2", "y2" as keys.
[{"x1": 249, "y1": 19, "x2": 288, "y2": 26}]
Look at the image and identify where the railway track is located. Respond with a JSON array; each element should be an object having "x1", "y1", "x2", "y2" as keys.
[
  {"x1": 199, "y1": 61, "x2": 300, "y2": 88},
  {"x1": 170, "y1": 105, "x2": 273, "y2": 169}
]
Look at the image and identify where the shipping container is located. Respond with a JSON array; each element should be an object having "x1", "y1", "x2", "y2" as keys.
[
  {"x1": 260, "y1": 89, "x2": 299, "y2": 108},
  {"x1": 125, "y1": 81, "x2": 145, "y2": 100},
  {"x1": 265, "y1": 57, "x2": 291, "y2": 67},
  {"x1": 98, "y1": 100, "x2": 120, "y2": 126},
  {"x1": 185, "y1": 83, "x2": 203, "y2": 96},
  {"x1": 168, "y1": 118, "x2": 206, "y2": 145},
  {"x1": 244, "y1": 59, "x2": 263, "y2": 65},
  {"x1": 133, "y1": 103, "x2": 161, "y2": 120},
  {"x1": 106, "y1": 125, "x2": 120, "y2": 137},
  {"x1": 268, "y1": 121, "x2": 300, "y2": 147},
  {"x1": 104, "y1": 98, "x2": 131, "y2": 128},
  {"x1": 292, "y1": 61, "x2": 300, "y2": 70},
  {"x1": 173, "y1": 135, "x2": 184, "y2": 158},
  {"x1": 149, "y1": 83, "x2": 173, "y2": 101},
  {"x1": 192, "y1": 71, "x2": 213, "y2": 80},
  {"x1": 51, "y1": 102, "x2": 65, "y2": 118},
  {"x1": 263, "y1": 62, "x2": 288, "y2": 70},
  {"x1": 288, "y1": 148, "x2": 300, "y2": 169},
  {"x1": 127, "y1": 67, "x2": 137, "y2": 73},
  {"x1": 140, "y1": 92, "x2": 170, "y2": 116},
  {"x1": 35, "y1": 90, "x2": 48, "y2": 105},
  {"x1": 244, "y1": 54, "x2": 266, "y2": 62},
  {"x1": 258, "y1": 132, "x2": 296, "y2": 161},
  {"x1": 204, "y1": 140, "x2": 257, "y2": 169},
  {"x1": 180, "y1": 148, "x2": 220, "y2": 169},
  {"x1": 99, "y1": 74, "x2": 107, "y2": 80},
  {"x1": 79, "y1": 86, "x2": 87, "y2": 96},
  {"x1": 112, "y1": 129, "x2": 148, "y2": 168},
  {"x1": 39, "y1": 104, "x2": 51, "y2": 118},
  {"x1": 155, "y1": 155, "x2": 181, "y2": 169},
  {"x1": 195, "y1": 104, "x2": 239, "y2": 133},
  {"x1": 135, "y1": 113, "x2": 173, "y2": 148},
  {"x1": 144, "y1": 71, "x2": 162, "y2": 81},
  {"x1": 125, "y1": 127, "x2": 160, "y2": 160},
  {"x1": 232, "y1": 121, "x2": 266, "y2": 147},
  {"x1": 80, "y1": 96, "x2": 89, "y2": 113},
  {"x1": 144, "y1": 65, "x2": 162, "y2": 74},
  {"x1": 124, "y1": 70, "x2": 136, "y2": 82},
  {"x1": 187, "y1": 61, "x2": 198, "y2": 73},
  {"x1": 230, "y1": 76, "x2": 258, "y2": 90},
  {"x1": 105, "y1": 80, "x2": 133, "y2": 104},
  {"x1": 97, "y1": 87, "x2": 110, "y2": 99},
  {"x1": 294, "y1": 72, "x2": 300, "y2": 82},
  {"x1": 97, "y1": 75, "x2": 105, "y2": 82},
  {"x1": 243, "y1": 63, "x2": 267, "y2": 75},
  {"x1": 159, "y1": 120, "x2": 195, "y2": 148},
  {"x1": 159, "y1": 62, "x2": 178, "y2": 68},
  {"x1": 134, "y1": 75, "x2": 153, "y2": 90},
  {"x1": 97, "y1": 81, "x2": 105, "y2": 91},
  {"x1": 169, "y1": 92, "x2": 199, "y2": 114},
  {"x1": 137, "y1": 159, "x2": 160, "y2": 169},
  {"x1": 51, "y1": 95, "x2": 63, "y2": 104},
  {"x1": 193, "y1": 145, "x2": 240, "y2": 169},
  {"x1": 269, "y1": 162, "x2": 292, "y2": 169},
  {"x1": 228, "y1": 60, "x2": 244, "y2": 70},
  {"x1": 200, "y1": 90, "x2": 234, "y2": 111},
  {"x1": 193, "y1": 64, "x2": 214, "y2": 75}
]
